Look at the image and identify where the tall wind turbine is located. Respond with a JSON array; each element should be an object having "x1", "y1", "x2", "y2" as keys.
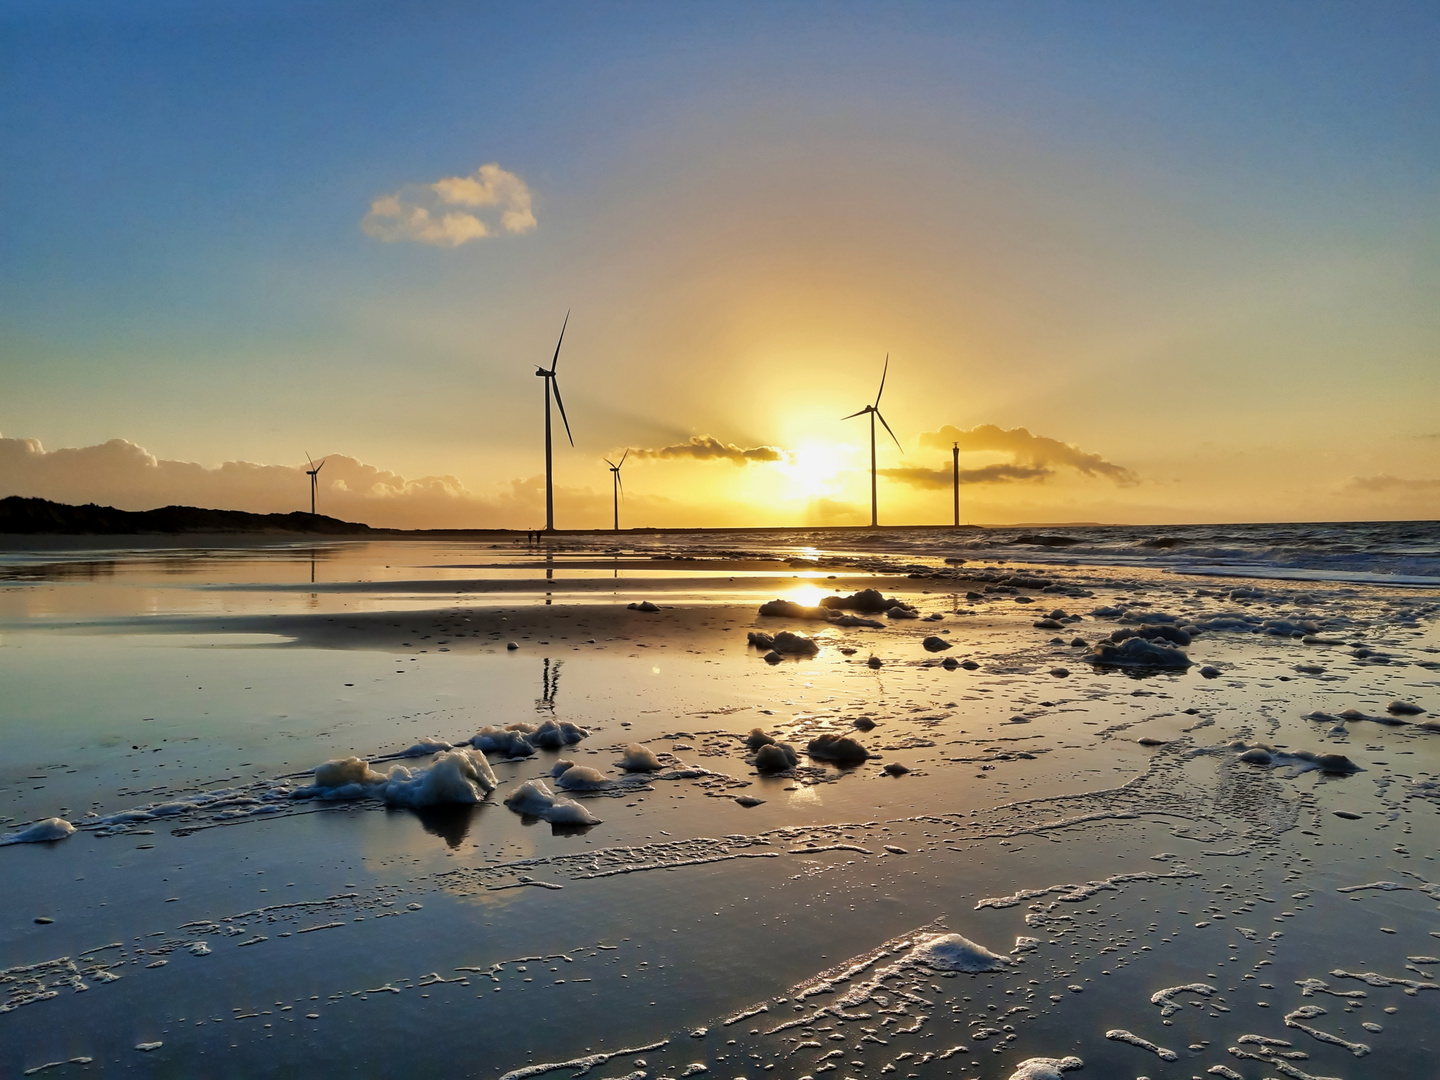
[
  {"x1": 603, "y1": 449, "x2": 628, "y2": 531},
  {"x1": 535, "y1": 312, "x2": 575, "y2": 532},
  {"x1": 304, "y1": 453, "x2": 326, "y2": 516},
  {"x1": 952, "y1": 442, "x2": 960, "y2": 527},
  {"x1": 841, "y1": 355, "x2": 902, "y2": 527}
]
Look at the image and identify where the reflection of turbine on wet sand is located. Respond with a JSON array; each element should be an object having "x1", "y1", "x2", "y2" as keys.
[{"x1": 536, "y1": 656, "x2": 562, "y2": 714}]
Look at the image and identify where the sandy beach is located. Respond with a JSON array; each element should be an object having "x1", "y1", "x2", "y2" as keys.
[{"x1": 1, "y1": 527, "x2": 1438, "y2": 1078}]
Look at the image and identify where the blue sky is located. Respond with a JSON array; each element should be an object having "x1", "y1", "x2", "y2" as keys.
[{"x1": 2, "y1": 1, "x2": 1436, "y2": 526}]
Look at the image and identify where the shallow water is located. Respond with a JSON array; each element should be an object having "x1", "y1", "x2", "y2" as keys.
[{"x1": 2, "y1": 529, "x2": 1439, "y2": 1078}]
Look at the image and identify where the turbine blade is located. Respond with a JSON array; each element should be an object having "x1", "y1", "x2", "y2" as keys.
[
  {"x1": 604, "y1": 458, "x2": 616, "y2": 469},
  {"x1": 551, "y1": 378, "x2": 575, "y2": 446},
  {"x1": 840, "y1": 407, "x2": 870, "y2": 420},
  {"x1": 617, "y1": 472, "x2": 624, "y2": 498},
  {"x1": 315, "y1": 459, "x2": 326, "y2": 473},
  {"x1": 874, "y1": 353, "x2": 889, "y2": 407},
  {"x1": 306, "y1": 452, "x2": 314, "y2": 468},
  {"x1": 618, "y1": 448, "x2": 628, "y2": 467},
  {"x1": 550, "y1": 310, "x2": 570, "y2": 373},
  {"x1": 876, "y1": 409, "x2": 902, "y2": 451}
]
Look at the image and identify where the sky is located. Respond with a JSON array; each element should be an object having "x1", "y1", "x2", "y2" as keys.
[{"x1": 2, "y1": 0, "x2": 1437, "y2": 529}]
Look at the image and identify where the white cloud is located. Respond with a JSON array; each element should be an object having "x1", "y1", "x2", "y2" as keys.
[
  {"x1": 0, "y1": 434, "x2": 630, "y2": 530},
  {"x1": 362, "y1": 163, "x2": 536, "y2": 247}
]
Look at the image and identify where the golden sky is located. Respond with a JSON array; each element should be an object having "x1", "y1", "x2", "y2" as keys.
[{"x1": 2, "y1": 4, "x2": 1436, "y2": 527}]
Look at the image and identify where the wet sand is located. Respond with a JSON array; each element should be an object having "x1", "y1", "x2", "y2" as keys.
[{"x1": 2, "y1": 534, "x2": 1438, "y2": 1079}]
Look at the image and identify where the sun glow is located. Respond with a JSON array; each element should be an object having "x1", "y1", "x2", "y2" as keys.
[
  {"x1": 779, "y1": 442, "x2": 850, "y2": 499},
  {"x1": 781, "y1": 581, "x2": 831, "y2": 608}
]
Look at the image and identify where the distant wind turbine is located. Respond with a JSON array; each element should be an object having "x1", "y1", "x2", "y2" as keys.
[
  {"x1": 603, "y1": 449, "x2": 629, "y2": 531},
  {"x1": 952, "y1": 442, "x2": 960, "y2": 527},
  {"x1": 841, "y1": 355, "x2": 902, "y2": 527},
  {"x1": 304, "y1": 453, "x2": 326, "y2": 516},
  {"x1": 535, "y1": 312, "x2": 575, "y2": 532}
]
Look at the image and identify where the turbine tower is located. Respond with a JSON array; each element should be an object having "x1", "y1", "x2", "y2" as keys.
[
  {"x1": 304, "y1": 453, "x2": 326, "y2": 516},
  {"x1": 952, "y1": 442, "x2": 960, "y2": 527},
  {"x1": 603, "y1": 449, "x2": 628, "y2": 531},
  {"x1": 841, "y1": 355, "x2": 901, "y2": 527},
  {"x1": 535, "y1": 312, "x2": 575, "y2": 532}
]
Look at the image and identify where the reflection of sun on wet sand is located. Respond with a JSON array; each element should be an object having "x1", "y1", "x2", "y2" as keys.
[{"x1": 1, "y1": 528, "x2": 1438, "y2": 1078}]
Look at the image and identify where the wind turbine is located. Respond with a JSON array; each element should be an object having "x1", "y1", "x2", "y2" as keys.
[
  {"x1": 603, "y1": 449, "x2": 628, "y2": 531},
  {"x1": 952, "y1": 442, "x2": 961, "y2": 527},
  {"x1": 841, "y1": 355, "x2": 902, "y2": 527},
  {"x1": 304, "y1": 453, "x2": 326, "y2": 516},
  {"x1": 535, "y1": 312, "x2": 574, "y2": 532}
]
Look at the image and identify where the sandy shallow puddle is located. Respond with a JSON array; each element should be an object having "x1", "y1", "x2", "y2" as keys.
[{"x1": 2, "y1": 531, "x2": 1439, "y2": 1079}]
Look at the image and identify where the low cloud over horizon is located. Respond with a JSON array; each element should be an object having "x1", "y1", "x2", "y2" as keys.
[
  {"x1": 624, "y1": 435, "x2": 787, "y2": 466},
  {"x1": 361, "y1": 162, "x2": 536, "y2": 247},
  {"x1": 906, "y1": 425, "x2": 1138, "y2": 487},
  {"x1": 879, "y1": 462, "x2": 1052, "y2": 489},
  {"x1": 1342, "y1": 474, "x2": 1440, "y2": 496},
  {"x1": 0, "y1": 434, "x2": 637, "y2": 530}
]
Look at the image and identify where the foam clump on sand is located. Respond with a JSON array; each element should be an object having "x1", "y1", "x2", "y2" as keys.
[
  {"x1": 618, "y1": 744, "x2": 663, "y2": 772},
  {"x1": 749, "y1": 630, "x2": 819, "y2": 655},
  {"x1": 757, "y1": 599, "x2": 829, "y2": 620},
  {"x1": 1006, "y1": 1058, "x2": 1083, "y2": 1080},
  {"x1": 906, "y1": 933, "x2": 1010, "y2": 973},
  {"x1": 298, "y1": 750, "x2": 498, "y2": 806},
  {"x1": 554, "y1": 765, "x2": 610, "y2": 791},
  {"x1": 754, "y1": 743, "x2": 799, "y2": 772},
  {"x1": 1085, "y1": 637, "x2": 1191, "y2": 668},
  {"x1": 1105, "y1": 1028, "x2": 1177, "y2": 1061},
  {"x1": 772, "y1": 631, "x2": 819, "y2": 655},
  {"x1": 0, "y1": 817, "x2": 76, "y2": 846},
  {"x1": 313, "y1": 756, "x2": 387, "y2": 789},
  {"x1": 806, "y1": 734, "x2": 870, "y2": 765},
  {"x1": 1230, "y1": 741, "x2": 1360, "y2": 774},
  {"x1": 745, "y1": 728, "x2": 776, "y2": 749},
  {"x1": 830, "y1": 613, "x2": 885, "y2": 628},
  {"x1": 383, "y1": 750, "x2": 499, "y2": 806},
  {"x1": 758, "y1": 593, "x2": 901, "y2": 625},
  {"x1": 1109, "y1": 624, "x2": 1191, "y2": 646},
  {"x1": 503, "y1": 779, "x2": 602, "y2": 825},
  {"x1": 821, "y1": 588, "x2": 914, "y2": 614},
  {"x1": 471, "y1": 726, "x2": 537, "y2": 758},
  {"x1": 530, "y1": 719, "x2": 589, "y2": 749},
  {"x1": 922, "y1": 636, "x2": 952, "y2": 652},
  {"x1": 397, "y1": 738, "x2": 455, "y2": 758}
]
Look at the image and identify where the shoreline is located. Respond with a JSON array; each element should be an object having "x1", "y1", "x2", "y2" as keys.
[{"x1": 1, "y1": 531, "x2": 1437, "y2": 1078}]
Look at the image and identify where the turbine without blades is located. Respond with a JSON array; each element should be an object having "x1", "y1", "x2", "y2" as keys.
[
  {"x1": 533, "y1": 311, "x2": 575, "y2": 532},
  {"x1": 304, "y1": 453, "x2": 326, "y2": 516},
  {"x1": 840, "y1": 354, "x2": 901, "y2": 527},
  {"x1": 604, "y1": 449, "x2": 629, "y2": 531}
]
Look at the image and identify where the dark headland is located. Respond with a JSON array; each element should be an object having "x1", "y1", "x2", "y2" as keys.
[{"x1": 0, "y1": 496, "x2": 375, "y2": 536}]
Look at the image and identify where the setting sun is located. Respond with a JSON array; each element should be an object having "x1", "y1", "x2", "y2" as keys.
[{"x1": 778, "y1": 441, "x2": 853, "y2": 499}]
